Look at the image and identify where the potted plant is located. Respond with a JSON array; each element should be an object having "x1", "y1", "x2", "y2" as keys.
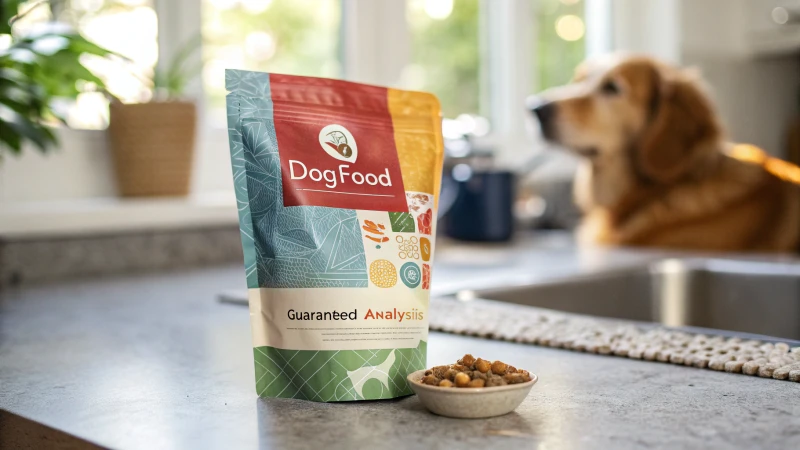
[
  {"x1": 107, "y1": 36, "x2": 201, "y2": 197},
  {"x1": 0, "y1": 1, "x2": 113, "y2": 160}
]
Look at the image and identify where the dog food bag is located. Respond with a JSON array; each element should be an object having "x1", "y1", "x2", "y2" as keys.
[{"x1": 225, "y1": 70, "x2": 444, "y2": 401}]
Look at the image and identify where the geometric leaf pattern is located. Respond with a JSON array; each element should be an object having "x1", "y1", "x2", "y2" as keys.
[
  {"x1": 388, "y1": 212, "x2": 415, "y2": 233},
  {"x1": 226, "y1": 69, "x2": 367, "y2": 288},
  {"x1": 253, "y1": 341, "x2": 426, "y2": 401}
]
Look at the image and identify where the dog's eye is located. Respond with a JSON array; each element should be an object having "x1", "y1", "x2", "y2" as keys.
[{"x1": 600, "y1": 80, "x2": 620, "y2": 95}]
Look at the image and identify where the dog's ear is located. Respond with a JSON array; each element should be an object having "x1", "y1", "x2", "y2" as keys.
[{"x1": 636, "y1": 68, "x2": 721, "y2": 183}]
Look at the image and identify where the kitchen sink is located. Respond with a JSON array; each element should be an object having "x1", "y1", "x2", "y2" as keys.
[{"x1": 463, "y1": 259, "x2": 800, "y2": 340}]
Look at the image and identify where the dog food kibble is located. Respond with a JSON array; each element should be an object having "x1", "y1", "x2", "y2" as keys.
[
  {"x1": 419, "y1": 354, "x2": 532, "y2": 388},
  {"x1": 475, "y1": 358, "x2": 491, "y2": 373},
  {"x1": 504, "y1": 373, "x2": 528, "y2": 384},
  {"x1": 491, "y1": 361, "x2": 508, "y2": 375},
  {"x1": 422, "y1": 375, "x2": 438, "y2": 385},
  {"x1": 458, "y1": 354, "x2": 476, "y2": 367},
  {"x1": 454, "y1": 372, "x2": 471, "y2": 387},
  {"x1": 486, "y1": 375, "x2": 506, "y2": 387},
  {"x1": 468, "y1": 379, "x2": 486, "y2": 388}
]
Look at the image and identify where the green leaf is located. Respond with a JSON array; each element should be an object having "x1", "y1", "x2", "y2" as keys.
[
  {"x1": 12, "y1": 31, "x2": 118, "y2": 59},
  {"x1": 0, "y1": 108, "x2": 57, "y2": 151},
  {"x1": 33, "y1": 50, "x2": 104, "y2": 96},
  {"x1": 37, "y1": 121, "x2": 56, "y2": 143},
  {"x1": 0, "y1": 92, "x2": 35, "y2": 114},
  {"x1": 0, "y1": 121, "x2": 22, "y2": 152},
  {"x1": 0, "y1": 67, "x2": 30, "y2": 85},
  {"x1": 0, "y1": 0, "x2": 23, "y2": 35},
  {"x1": 389, "y1": 212, "x2": 416, "y2": 233},
  {"x1": 0, "y1": 17, "x2": 114, "y2": 157},
  {"x1": 65, "y1": 34, "x2": 117, "y2": 57},
  {"x1": 8, "y1": 47, "x2": 36, "y2": 63}
]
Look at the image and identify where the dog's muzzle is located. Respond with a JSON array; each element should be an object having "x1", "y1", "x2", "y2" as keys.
[{"x1": 527, "y1": 95, "x2": 557, "y2": 140}]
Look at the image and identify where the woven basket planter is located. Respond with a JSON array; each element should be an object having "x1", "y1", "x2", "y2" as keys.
[{"x1": 108, "y1": 101, "x2": 196, "y2": 197}]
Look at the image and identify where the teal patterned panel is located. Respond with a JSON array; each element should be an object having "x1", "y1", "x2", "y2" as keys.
[
  {"x1": 225, "y1": 69, "x2": 271, "y2": 98},
  {"x1": 226, "y1": 69, "x2": 368, "y2": 288},
  {"x1": 225, "y1": 71, "x2": 264, "y2": 288}
]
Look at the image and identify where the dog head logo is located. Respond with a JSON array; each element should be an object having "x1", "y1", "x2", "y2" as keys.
[{"x1": 319, "y1": 124, "x2": 358, "y2": 163}]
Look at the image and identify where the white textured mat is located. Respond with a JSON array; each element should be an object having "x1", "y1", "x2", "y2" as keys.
[{"x1": 430, "y1": 298, "x2": 800, "y2": 382}]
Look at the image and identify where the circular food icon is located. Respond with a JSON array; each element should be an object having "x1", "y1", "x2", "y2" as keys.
[
  {"x1": 399, "y1": 262, "x2": 422, "y2": 288},
  {"x1": 369, "y1": 259, "x2": 398, "y2": 288},
  {"x1": 319, "y1": 125, "x2": 358, "y2": 163}
]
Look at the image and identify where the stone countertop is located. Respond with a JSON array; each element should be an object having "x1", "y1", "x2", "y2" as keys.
[{"x1": 2, "y1": 235, "x2": 800, "y2": 449}]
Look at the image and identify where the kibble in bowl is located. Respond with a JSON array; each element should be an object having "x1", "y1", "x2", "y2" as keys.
[{"x1": 407, "y1": 354, "x2": 538, "y2": 419}]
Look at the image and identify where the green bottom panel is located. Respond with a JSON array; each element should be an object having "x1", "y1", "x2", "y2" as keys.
[{"x1": 253, "y1": 341, "x2": 427, "y2": 402}]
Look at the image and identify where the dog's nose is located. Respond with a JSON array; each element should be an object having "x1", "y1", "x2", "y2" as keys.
[{"x1": 527, "y1": 96, "x2": 556, "y2": 139}]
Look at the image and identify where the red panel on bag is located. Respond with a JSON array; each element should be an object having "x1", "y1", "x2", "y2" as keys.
[{"x1": 270, "y1": 74, "x2": 408, "y2": 212}]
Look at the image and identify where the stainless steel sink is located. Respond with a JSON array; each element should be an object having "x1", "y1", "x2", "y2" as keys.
[{"x1": 463, "y1": 259, "x2": 800, "y2": 340}]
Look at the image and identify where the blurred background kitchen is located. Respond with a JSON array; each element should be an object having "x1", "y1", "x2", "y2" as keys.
[{"x1": 1, "y1": 0, "x2": 799, "y2": 287}]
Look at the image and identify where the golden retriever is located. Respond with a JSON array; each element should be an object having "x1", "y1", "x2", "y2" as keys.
[{"x1": 529, "y1": 54, "x2": 800, "y2": 253}]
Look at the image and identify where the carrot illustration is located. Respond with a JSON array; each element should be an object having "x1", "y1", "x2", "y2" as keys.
[
  {"x1": 362, "y1": 225, "x2": 384, "y2": 234},
  {"x1": 365, "y1": 235, "x2": 389, "y2": 243},
  {"x1": 362, "y1": 220, "x2": 387, "y2": 235}
]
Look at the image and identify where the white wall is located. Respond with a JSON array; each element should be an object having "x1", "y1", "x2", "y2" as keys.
[
  {"x1": 0, "y1": 125, "x2": 235, "y2": 204},
  {"x1": 611, "y1": 0, "x2": 800, "y2": 157},
  {"x1": 679, "y1": 0, "x2": 800, "y2": 157},
  {"x1": 612, "y1": 0, "x2": 681, "y2": 62},
  {"x1": 682, "y1": 55, "x2": 800, "y2": 156},
  {"x1": 0, "y1": 129, "x2": 115, "y2": 202}
]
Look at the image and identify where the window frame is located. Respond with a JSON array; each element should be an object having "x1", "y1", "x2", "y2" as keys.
[
  {"x1": 51, "y1": 0, "x2": 611, "y2": 196},
  {"x1": 155, "y1": 0, "x2": 204, "y2": 105},
  {"x1": 339, "y1": 0, "x2": 610, "y2": 163},
  {"x1": 190, "y1": 0, "x2": 610, "y2": 122}
]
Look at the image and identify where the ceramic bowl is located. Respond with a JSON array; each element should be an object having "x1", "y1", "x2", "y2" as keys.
[{"x1": 407, "y1": 369, "x2": 538, "y2": 419}]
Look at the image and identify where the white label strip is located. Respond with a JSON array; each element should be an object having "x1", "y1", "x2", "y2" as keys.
[{"x1": 249, "y1": 287, "x2": 429, "y2": 351}]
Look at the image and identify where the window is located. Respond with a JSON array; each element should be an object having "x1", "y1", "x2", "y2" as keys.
[
  {"x1": 533, "y1": 0, "x2": 585, "y2": 92},
  {"x1": 63, "y1": 0, "x2": 160, "y2": 129},
  {"x1": 403, "y1": 0, "x2": 481, "y2": 118},
  {"x1": 401, "y1": 0, "x2": 586, "y2": 137},
  {"x1": 201, "y1": 0, "x2": 342, "y2": 123},
  {"x1": 195, "y1": 0, "x2": 593, "y2": 191},
  {"x1": 58, "y1": 0, "x2": 588, "y2": 132},
  {"x1": 8, "y1": 0, "x2": 605, "y2": 202}
]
